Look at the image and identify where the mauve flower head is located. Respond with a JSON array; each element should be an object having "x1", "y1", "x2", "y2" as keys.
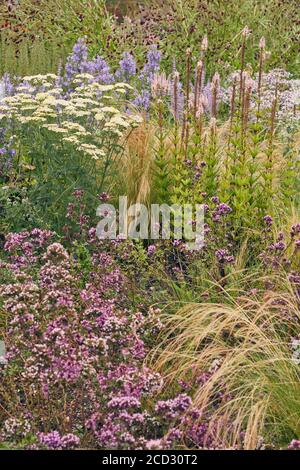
[
  {"x1": 100, "y1": 192, "x2": 110, "y2": 202},
  {"x1": 242, "y1": 26, "x2": 251, "y2": 38},
  {"x1": 259, "y1": 36, "x2": 266, "y2": 50},
  {"x1": 273, "y1": 241, "x2": 286, "y2": 251},
  {"x1": 289, "y1": 272, "x2": 300, "y2": 285},
  {"x1": 291, "y1": 223, "x2": 300, "y2": 237},
  {"x1": 151, "y1": 72, "x2": 170, "y2": 98},
  {"x1": 38, "y1": 431, "x2": 80, "y2": 450},
  {"x1": 201, "y1": 35, "x2": 208, "y2": 52},
  {"x1": 215, "y1": 248, "x2": 234, "y2": 264},
  {"x1": 263, "y1": 215, "x2": 273, "y2": 227},
  {"x1": 155, "y1": 394, "x2": 192, "y2": 419},
  {"x1": 147, "y1": 245, "x2": 156, "y2": 256},
  {"x1": 288, "y1": 439, "x2": 300, "y2": 450}
]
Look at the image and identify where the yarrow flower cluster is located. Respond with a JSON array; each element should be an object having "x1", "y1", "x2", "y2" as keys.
[{"x1": 0, "y1": 74, "x2": 142, "y2": 165}]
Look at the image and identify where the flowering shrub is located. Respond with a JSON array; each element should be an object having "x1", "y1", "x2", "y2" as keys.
[
  {"x1": 0, "y1": 71, "x2": 142, "y2": 231},
  {"x1": 0, "y1": 227, "x2": 213, "y2": 450},
  {"x1": 0, "y1": 74, "x2": 141, "y2": 157}
]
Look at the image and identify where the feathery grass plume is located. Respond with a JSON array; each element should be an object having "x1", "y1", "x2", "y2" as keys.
[
  {"x1": 154, "y1": 287, "x2": 300, "y2": 448},
  {"x1": 122, "y1": 118, "x2": 154, "y2": 208}
]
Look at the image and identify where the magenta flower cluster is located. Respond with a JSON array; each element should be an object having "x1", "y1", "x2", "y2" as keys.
[{"x1": 0, "y1": 228, "x2": 214, "y2": 450}]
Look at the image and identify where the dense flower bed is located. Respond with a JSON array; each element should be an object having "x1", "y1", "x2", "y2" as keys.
[
  {"x1": 0, "y1": 228, "x2": 178, "y2": 449},
  {"x1": 0, "y1": 220, "x2": 231, "y2": 450},
  {"x1": 1, "y1": 10, "x2": 300, "y2": 450}
]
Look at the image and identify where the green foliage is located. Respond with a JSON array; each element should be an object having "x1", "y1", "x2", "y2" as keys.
[
  {"x1": 1, "y1": 78, "x2": 140, "y2": 233},
  {"x1": 140, "y1": 0, "x2": 300, "y2": 77},
  {"x1": 152, "y1": 102, "x2": 173, "y2": 204},
  {"x1": 0, "y1": 0, "x2": 114, "y2": 75}
]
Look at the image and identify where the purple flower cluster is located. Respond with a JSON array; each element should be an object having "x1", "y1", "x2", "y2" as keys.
[
  {"x1": 4, "y1": 228, "x2": 54, "y2": 269},
  {"x1": 212, "y1": 203, "x2": 232, "y2": 223},
  {"x1": 215, "y1": 248, "x2": 234, "y2": 264},
  {"x1": 133, "y1": 89, "x2": 151, "y2": 111},
  {"x1": 64, "y1": 37, "x2": 89, "y2": 86},
  {"x1": 259, "y1": 222, "x2": 290, "y2": 270},
  {"x1": 116, "y1": 52, "x2": 137, "y2": 82},
  {"x1": 288, "y1": 439, "x2": 300, "y2": 450},
  {"x1": 58, "y1": 39, "x2": 162, "y2": 112},
  {"x1": 88, "y1": 55, "x2": 114, "y2": 84},
  {"x1": 155, "y1": 394, "x2": 192, "y2": 419},
  {"x1": 62, "y1": 38, "x2": 114, "y2": 90},
  {"x1": 38, "y1": 431, "x2": 80, "y2": 450},
  {"x1": 139, "y1": 46, "x2": 161, "y2": 84},
  {"x1": 263, "y1": 215, "x2": 273, "y2": 227},
  {"x1": 0, "y1": 228, "x2": 203, "y2": 450}
]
